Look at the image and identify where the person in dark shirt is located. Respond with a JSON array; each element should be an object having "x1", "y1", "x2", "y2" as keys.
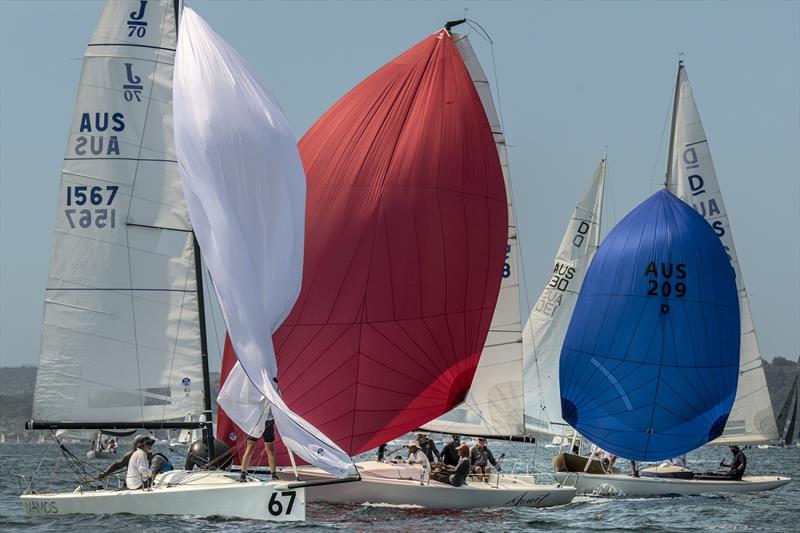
[
  {"x1": 449, "y1": 444, "x2": 472, "y2": 487},
  {"x1": 416, "y1": 432, "x2": 440, "y2": 463},
  {"x1": 721, "y1": 445, "x2": 747, "y2": 480},
  {"x1": 431, "y1": 443, "x2": 471, "y2": 486},
  {"x1": 470, "y1": 437, "x2": 499, "y2": 482},
  {"x1": 441, "y1": 435, "x2": 461, "y2": 467}
]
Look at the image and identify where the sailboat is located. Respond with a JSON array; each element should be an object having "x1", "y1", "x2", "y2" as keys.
[
  {"x1": 216, "y1": 20, "x2": 575, "y2": 509},
  {"x1": 19, "y1": 1, "x2": 353, "y2": 521},
  {"x1": 522, "y1": 158, "x2": 605, "y2": 445},
  {"x1": 665, "y1": 63, "x2": 780, "y2": 447},
  {"x1": 1, "y1": 434, "x2": 5, "y2": 444},
  {"x1": 552, "y1": 62, "x2": 791, "y2": 496},
  {"x1": 169, "y1": 414, "x2": 202, "y2": 447},
  {"x1": 772, "y1": 360, "x2": 799, "y2": 447}
]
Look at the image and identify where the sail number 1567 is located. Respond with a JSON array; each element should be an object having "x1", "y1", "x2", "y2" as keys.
[{"x1": 64, "y1": 185, "x2": 118, "y2": 229}]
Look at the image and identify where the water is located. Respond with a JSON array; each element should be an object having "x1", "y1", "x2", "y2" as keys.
[{"x1": 1, "y1": 441, "x2": 798, "y2": 532}]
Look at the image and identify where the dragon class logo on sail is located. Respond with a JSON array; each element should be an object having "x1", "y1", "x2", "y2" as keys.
[
  {"x1": 680, "y1": 145, "x2": 726, "y2": 238},
  {"x1": 534, "y1": 219, "x2": 590, "y2": 317}
]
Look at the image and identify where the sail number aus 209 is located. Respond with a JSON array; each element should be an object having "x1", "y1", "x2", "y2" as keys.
[
  {"x1": 644, "y1": 261, "x2": 687, "y2": 298},
  {"x1": 64, "y1": 186, "x2": 118, "y2": 229}
]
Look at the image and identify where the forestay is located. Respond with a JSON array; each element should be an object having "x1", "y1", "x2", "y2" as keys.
[
  {"x1": 173, "y1": 8, "x2": 353, "y2": 477},
  {"x1": 32, "y1": 0, "x2": 204, "y2": 423},
  {"x1": 523, "y1": 158, "x2": 605, "y2": 439},
  {"x1": 421, "y1": 32, "x2": 524, "y2": 438},
  {"x1": 560, "y1": 190, "x2": 740, "y2": 461},
  {"x1": 666, "y1": 64, "x2": 779, "y2": 444}
]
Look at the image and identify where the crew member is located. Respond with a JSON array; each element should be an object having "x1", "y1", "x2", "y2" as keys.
[
  {"x1": 416, "y1": 432, "x2": 440, "y2": 463},
  {"x1": 99, "y1": 434, "x2": 152, "y2": 486},
  {"x1": 441, "y1": 435, "x2": 461, "y2": 466},
  {"x1": 240, "y1": 377, "x2": 280, "y2": 482},
  {"x1": 470, "y1": 437, "x2": 499, "y2": 482},
  {"x1": 721, "y1": 445, "x2": 747, "y2": 480},
  {"x1": 405, "y1": 440, "x2": 431, "y2": 480},
  {"x1": 431, "y1": 443, "x2": 472, "y2": 486},
  {"x1": 126, "y1": 436, "x2": 155, "y2": 489},
  {"x1": 239, "y1": 409, "x2": 277, "y2": 481}
]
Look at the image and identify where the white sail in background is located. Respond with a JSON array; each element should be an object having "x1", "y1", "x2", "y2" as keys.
[
  {"x1": 667, "y1": 64, "x2": 779, "y2": 444},
  {"x1": 522, "y1": 159, "x2": 605, "y2": 439},
  {"x1": 173, "y1": 8, "x2": 354, "y2": 478},
  {"x1": 32, "y1": 0, "x2": 204, "y2": 423},
  {"x1": 422, "y1": 33, "x2": 525, "y2": 437}
]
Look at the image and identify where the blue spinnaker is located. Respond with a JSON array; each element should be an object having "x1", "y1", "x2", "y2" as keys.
[{"x1": 559, "y1": 189, "x2": 739, "y2": 461}]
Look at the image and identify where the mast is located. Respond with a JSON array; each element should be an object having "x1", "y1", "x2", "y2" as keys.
[
  {"x1": 664, "y1": 60, "x2": 684, "y2": 190},
  {"x1": 193, "y1": 237, "x2": 215, "y2": 459},
  {"x1": 175, "y1": 0, "x2": 215, "y2": 461}
]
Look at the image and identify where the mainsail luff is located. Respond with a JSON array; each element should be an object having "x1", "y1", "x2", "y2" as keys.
[
  {"x1": 31, "y1": 0, "x2": 206, "y2": 426},
  {"x1": 666, "y1": 63, "x2": 779, "y2": 444},
  {"x1": 522, "y1": 158, "x2": 605, "y2": 439},
  {"x1": 421, "y1": 32, "x2": 525, "y2": 438}
]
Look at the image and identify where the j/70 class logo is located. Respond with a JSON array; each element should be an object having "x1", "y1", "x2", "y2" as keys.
[
  {"x1": 127, "y1": 1, "x2": 149, "y2": 38},
  {"x1": 124, "y1": 63, "x2": 144, "y2": 102}
]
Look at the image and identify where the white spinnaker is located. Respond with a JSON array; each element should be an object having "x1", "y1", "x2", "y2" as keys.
[
  {"x1": 422, "y1": 33, "x2": 524, "y2": 437},
  {"x1": 522, "y1": 159, "x2": 604, "y2": 439},
  {"x1": 33, "y1": 0, "x2": 204, "y2": 423},
  {"x1": 173, "y1": 8, "x2": 354, "y2": 478},
  {"x1": 667, "y1": 65, "x2": 778, "y2": 444}
]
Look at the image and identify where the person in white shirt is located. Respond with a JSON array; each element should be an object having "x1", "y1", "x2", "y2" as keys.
[
  {"x1": 405, "y1": 440, "x2": 431, "y2": 481},
  {"x1": 126, "y1": 436, "x2": 155, "y2": 490}
]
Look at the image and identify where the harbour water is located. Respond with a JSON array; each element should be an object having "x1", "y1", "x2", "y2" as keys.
[{"x1": 1, "y1": 441, "x2": 797, "y2": 532}]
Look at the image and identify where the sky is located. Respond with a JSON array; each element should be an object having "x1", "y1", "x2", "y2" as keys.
[{"x1": 1, "y1": 0, "x2": 798, "y2": 372}]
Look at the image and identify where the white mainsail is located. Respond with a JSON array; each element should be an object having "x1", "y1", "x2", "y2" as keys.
[
  {"x1": 32, "y1": 0, "x2": 204, "y2": 423},
  {"x1": 421, "y1": 33, "x2": 525, "y2": 438},
  {"x1": 666, "y1": 63, "x2": 779, "y2": 444},
  {"x1": 523, "y1": 158, "x2": 605, "y2": 439},
  {"x1": 173, "y1": 7, "x2": 354, "y2": 478}
]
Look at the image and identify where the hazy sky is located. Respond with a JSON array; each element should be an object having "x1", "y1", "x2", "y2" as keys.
[{"x1": 1, "y1": 0, "x2": 798, "y2": 372}]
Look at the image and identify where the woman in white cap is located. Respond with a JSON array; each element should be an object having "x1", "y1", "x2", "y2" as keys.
[{"x1": 405, "y1": 440, "x2": 431, "y2": 480}]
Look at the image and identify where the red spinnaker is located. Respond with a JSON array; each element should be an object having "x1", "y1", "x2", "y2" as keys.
[{"x1": 217, "y1": 30, "x2": 507, "y2": 465}]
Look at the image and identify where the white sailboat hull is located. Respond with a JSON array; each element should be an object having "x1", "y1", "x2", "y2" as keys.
[
  {"x1": 86, "y1": 450, "x2": 118, "y2": 460},
  {"x1": 554, "y1": 472, "x2": 791, "y2": 497},
  {"x1": 20, "y1": 471, "x2": 305, "y2": 521},
  {"x1": 286, "y1": 461, "x2": 575, "y2": 509}
]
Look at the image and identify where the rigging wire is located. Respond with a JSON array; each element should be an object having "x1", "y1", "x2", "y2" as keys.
[{"x1": 649, "y1": 83, "x2": 675, "y2": 193}]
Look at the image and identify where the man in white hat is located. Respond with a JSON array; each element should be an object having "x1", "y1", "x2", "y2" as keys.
[{"x1": 405, "y1": 440, "x2": 431, "y2": 480}]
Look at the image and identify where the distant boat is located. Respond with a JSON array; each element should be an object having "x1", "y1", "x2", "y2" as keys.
[
  {"x1": 1, "y1": 433, "x2": 5, "y2": 444},
  {"x1": 773, "y1": 359, "x2": 799, "y2": 446}
]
